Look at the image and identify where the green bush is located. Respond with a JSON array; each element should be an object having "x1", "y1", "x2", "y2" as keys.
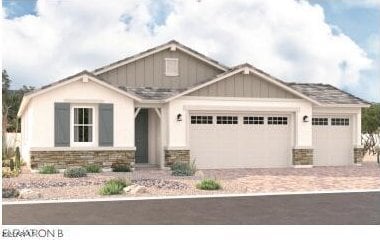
[
  {"x1": 64, "y1": 167, "x2": 87, "y2": 178},
  {"x1": 111, "y1": 164, "x2": 131, "y2": 172},
  {"x1": 196, "y1": 179, "x2": 221, "y2": 190},
  {"x1": 171, "y1": 161, "x2": 196, "y2": 176},
  {"x1": 85, "y1": 164, "x2": 102, "y2": 173},
  {"x1": 2, "y1": 188, "x2": 19, "y2": 198},
  {"x1": 39, "y1": 165, "x2": 58, "y2": 174},
  {"x1": 99, "y1": 178, "x2": 130, "y2": 195}
]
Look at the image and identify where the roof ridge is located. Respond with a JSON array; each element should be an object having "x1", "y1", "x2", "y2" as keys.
[{"x1": 92, "y1": 40, "x2": 229, "y2": 74}]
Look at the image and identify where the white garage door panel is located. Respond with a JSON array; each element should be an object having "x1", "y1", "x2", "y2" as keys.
[
  {"x1": 190, "y1": 114, "x2": 292, "y2": 169},
  {"x1": 312, "y1": 116, "x2": 353, "y2": 166}
]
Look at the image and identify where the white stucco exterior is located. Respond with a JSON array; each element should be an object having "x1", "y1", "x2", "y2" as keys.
[
  {"x1": 166, "y1": 96, "x2": 314, "y2": 149},
  {"x1": 20, "y1": 77, "x2": 135, "y2": 164}
]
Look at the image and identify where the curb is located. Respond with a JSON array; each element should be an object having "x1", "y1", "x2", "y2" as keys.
[{"x1": 3, "y1": 189, "x2": 380, "y2": 205}]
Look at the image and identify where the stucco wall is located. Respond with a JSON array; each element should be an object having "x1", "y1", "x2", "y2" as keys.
[
  {"x1": 23, "y1": 79, "x2": 135, "y2": 152},
  {"x1": 166, "y1": 96, "x2": 313, "y2": 149}
]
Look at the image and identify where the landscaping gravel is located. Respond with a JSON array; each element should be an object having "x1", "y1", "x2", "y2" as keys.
[{"x1": 2, "y1": 162, "x2": 380, "y2": 201}]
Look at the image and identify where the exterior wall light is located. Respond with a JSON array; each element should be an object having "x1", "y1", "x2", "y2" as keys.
[
  {"x1": 303, "y1": 115, "x2": 309, "y2": 122},
  {"x1": 177, "y1": 114, "x2": 182, "y2": 122}
]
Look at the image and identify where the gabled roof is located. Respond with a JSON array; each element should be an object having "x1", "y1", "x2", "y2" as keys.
[
  {"x1": 17, "y1": 70, "x2": 142, "y2": 117},
  {"x1": 165, "y1": 63, "x2": 322, "y2": 105},
  {"x1": 92, "y1": 40, "x2": 229, "y2": 75},
  {"x1": 287, "y1": 83, "x2": 370, "y2": 106}
]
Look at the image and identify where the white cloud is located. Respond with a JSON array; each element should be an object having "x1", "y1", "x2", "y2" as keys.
[{"x1": 2, "y1": 0, "x2": 375, "y2": 100}]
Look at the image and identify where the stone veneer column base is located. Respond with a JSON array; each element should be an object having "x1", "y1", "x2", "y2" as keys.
[
  {"x1": 292, "y1": 148, "x2": 313, "y2": 166},
  {"x1": 30, "y1": 150, "x2": 135, "y2": 169},
  {"x1": 353, "y1": 146, "x2": 364, "y2": 164},
  {"x1": 164, "y1": 149, "x2": 190, "y2": 167}
]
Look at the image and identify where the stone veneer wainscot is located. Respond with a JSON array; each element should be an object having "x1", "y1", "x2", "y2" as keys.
[
  {"x1": 353, "y1": 147, "x2": 364, "y2": 164},
  {"x1": 292, "y1": 148, "x2": 313, "y2": 165},
  {"x1": 30, "y1": 150, "x2": 135, "y2": 169},
  {"x1": 164, "y1": 149, "x2": 190, "y2": 167}
]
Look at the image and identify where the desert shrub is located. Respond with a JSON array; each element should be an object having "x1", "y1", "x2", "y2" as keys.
[
  {"x1": 39, "y1": 165, "x2": 59, "y2": 174},
  {"x1": 2, "y1": 159, "x2": 10, "y2": 167},
  {"x1": 64, "y1": 167, "x2": 87, "y2": 178},
  {"x1": 99, "y1": 178, "x2": 130, "y2": 195},
  {"x1": 196, "y1": 179, "x2": 221, "y2": 190},
  {"x1": 2, "y1": 188, "x2": 19, "y2": 198},
  {"x1": 2, "y1": 167, "x2": 20, "y2": 178},
  {"x1": 85, "y1": 164, "x2": 102, "y2": 173},
  {"x1": 171, "y1": 161, "x2": 196, "y2": 176},
  {"x1": 111, "y1": 164, "x2": 131, "y2": 172}
]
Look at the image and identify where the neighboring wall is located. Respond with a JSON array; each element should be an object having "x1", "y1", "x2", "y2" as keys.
[
  {"x1": 5, "y1": 133, "x2": 21, "y2": 149},
  {"x1": 97, "y1": 49, "x2": 224, "y2": 89},
  {"x1": 188, "y1": 72, "x2": 299, "y2": 98}
]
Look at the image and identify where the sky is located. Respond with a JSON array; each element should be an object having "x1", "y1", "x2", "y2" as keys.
[{"x1": 2, "y1": 0, "x2": 380, "y2": 102}]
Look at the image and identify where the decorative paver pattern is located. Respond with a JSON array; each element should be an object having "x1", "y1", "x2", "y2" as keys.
[{"x1": 3, "y1": 162, "x2": 379, "y2": 201}]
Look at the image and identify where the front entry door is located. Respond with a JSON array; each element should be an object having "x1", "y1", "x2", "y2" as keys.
[{"x1": 135, "y1": 109, "x2": 148, "y2": 163}]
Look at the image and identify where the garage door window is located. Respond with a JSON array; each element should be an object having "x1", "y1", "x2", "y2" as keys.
[
  {"x1": 268, "y1": 116, "x2": 288, "y2": 125},
  {"x1": 243, "y1": 116, "x2": 264, "y2": 125},
  {"x1": 191, "y1": 116, "x2": 213, "y2": 124},
  {"x1": 217, "y1": 116, "x2": 238, "y2": 124},
  {"x1": 312, "y1": 118, "x2": 328, "y2": 126},
  {"x1": 331, "y1": 118, "x2": 349, "y2": 126}
]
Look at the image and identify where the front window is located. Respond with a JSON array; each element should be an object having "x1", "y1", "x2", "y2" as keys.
[{"x1": 74, "y1": 108, "x2": 93, "y2": 142}]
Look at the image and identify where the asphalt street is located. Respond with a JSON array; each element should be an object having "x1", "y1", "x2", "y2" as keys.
[{"x1": 3, "y1": 191, "x2": 380, "y2": 224}]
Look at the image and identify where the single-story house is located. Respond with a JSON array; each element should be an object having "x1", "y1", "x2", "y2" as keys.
[{"x1": 17, "y1": 40, "x2": 369, "y2": 170}]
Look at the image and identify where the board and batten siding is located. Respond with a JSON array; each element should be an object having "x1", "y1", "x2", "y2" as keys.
[
  {"x1": 97, "y1": 49, "x2": 224, "y2": 89},
  {"x1": 188, "y1": 72, "x2": 299, "y2": 98}
]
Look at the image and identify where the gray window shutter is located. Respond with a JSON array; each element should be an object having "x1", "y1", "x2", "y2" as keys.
[
  {"x1": 99, "y1": 103, "x2": 114, "y2": 146},
  {"x1": 54, "y1": 103, "x2": 70, "y2": 147}
]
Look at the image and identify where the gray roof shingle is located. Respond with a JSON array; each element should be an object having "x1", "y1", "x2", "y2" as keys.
[
  {"x1": 287, "y1": 83, "x2": 369, "y2": 105},
  {"x1": 120, "y1": 87, "x2": 186, "y2": 100}
]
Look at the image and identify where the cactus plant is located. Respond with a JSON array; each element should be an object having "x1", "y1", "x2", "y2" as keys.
[
  {"x1": 9, "y1": 159, "x2": 14, "y2": 171},
  {"x1": 15, "y1": 147, "x2": 21, "y2": 169}
]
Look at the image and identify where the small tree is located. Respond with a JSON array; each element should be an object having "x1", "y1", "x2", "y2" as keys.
[{"x1": 362, "y1": 103, "x2": 380, "y2": 155}]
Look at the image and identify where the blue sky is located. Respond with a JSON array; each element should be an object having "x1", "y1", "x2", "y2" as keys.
[{"x1": 2, "y1": 0, "x2": 379, "y2": 102}]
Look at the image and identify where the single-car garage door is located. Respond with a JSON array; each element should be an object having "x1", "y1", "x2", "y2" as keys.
[
  {"x1": 189, "y1": 113, "x2": 293, "y2": 169},
  {"x1": 312, "y1": 116, "x2": 353, "y2": 166}
]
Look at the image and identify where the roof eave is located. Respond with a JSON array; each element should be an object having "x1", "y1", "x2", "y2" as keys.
[{"x1": 317, "y1": 103, "x2": 371, "y2": 108}]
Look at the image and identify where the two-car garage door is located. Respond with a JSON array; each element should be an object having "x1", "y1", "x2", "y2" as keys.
[{"x1": 189, "y1": 113, "x2": 292, "y2": 169}]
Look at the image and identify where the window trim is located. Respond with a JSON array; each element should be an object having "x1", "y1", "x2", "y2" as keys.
[
  {"x1": 190, "y1": 115, "x2": 213, "y2": 124},
  {"x1": 267, "y1": 116, "x2": 288, "y2": 125},
  {"x1": 165, "y1": 58, "x2": 179, "y2": 76},
  {"x1": 243, "y1": 116, "x2": 264, "y2": 125},
  {"x1": 70, "y1": 105, "x2": 97, "y2": 147},
  {"x1": 216, "y1": 116, "x2": 238, "y2": 125},
  {"x1": 331, "y1": 118, "x2": 349, "y2": 126},
  {"x1": 312, "y1": 117, "x2": 328, "y2": 126}
]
